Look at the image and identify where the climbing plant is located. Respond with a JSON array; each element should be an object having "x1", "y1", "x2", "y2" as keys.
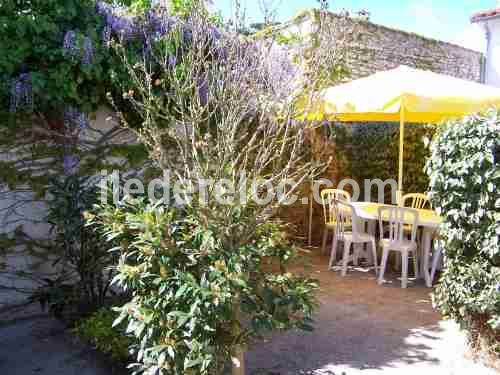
[
  {"x1": 0, "y1": 0, "x2": 164, "y2": 299},
  {"x1": 325, "y1": 122, "x2": 437, "y2": 202},
  {"x1": 426, "y1": 110, "x2": 500, "y2": 358}
]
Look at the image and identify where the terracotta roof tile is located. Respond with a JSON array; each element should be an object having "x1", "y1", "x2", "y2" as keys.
[{"x1": 471, "y1": 8, "x2": 500, "y2": 22}]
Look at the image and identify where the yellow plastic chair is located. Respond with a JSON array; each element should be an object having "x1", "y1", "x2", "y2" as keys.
[
  {"x1": 329, "y1": 200, "x2": 378, "y2": 277},
  {"x1": 401, "y1": 193, "x2": 432, "y2": 210},
  {"x1": 377, "y1": 206, "x2": 419, "y2": 288},
  {"x1": 321, "y1": 189, "x2": 351, "y2": 254}
]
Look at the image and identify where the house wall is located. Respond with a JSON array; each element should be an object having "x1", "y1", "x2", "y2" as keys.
[{"x1": 478, "y1": 18, "x2": 500, "y2": 87}]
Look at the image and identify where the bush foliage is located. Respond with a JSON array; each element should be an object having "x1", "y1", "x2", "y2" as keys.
[
  {"x1": 90, "y1": 197, "x2": 318, "y2": 374},
  {"x1": 425, "y1": 109, "x2": 500, "y2": 354},
  {"x1": 328, "y1": 122, "x2": 436, "y2": 202},
  {"x1": 75, "y1": 307, "x2": 133, "y2": 361}
]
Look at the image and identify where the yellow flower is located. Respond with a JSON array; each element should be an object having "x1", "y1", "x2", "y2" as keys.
[
  {"x1": 214, "y1": 260, "x2": 227, "y2": 272},
  {"x1": 160, "y1": 265, "x2": 168, "y2": 278},
  {"x1": 82, "y1": 211, "x2": 95, "y2": 221}
]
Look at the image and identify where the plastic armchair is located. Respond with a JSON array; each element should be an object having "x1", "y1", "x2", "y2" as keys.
[
  {"x1": 321, "y1": 189, "x2": 351, "y2": 254},
  {"x1": 328, "y1": 200, "x2": 378, "y2": 277},
  {"x1": 401, "y1": 193, "x2": 432, "y2": 209},
  {"x1": 377, "y1": 206, "x2": 419, "y2": 288}
]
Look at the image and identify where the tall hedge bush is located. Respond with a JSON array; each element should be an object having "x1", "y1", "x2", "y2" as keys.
[
  {"x1": 425, "y1": 109, "x2": 500, "y2": 356},
  {"x1": 326, "y1": 122, "x2": 436, "y2": 201}
]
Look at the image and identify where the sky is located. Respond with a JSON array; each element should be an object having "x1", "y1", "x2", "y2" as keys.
[{"x1": 213, "y1": 0, "x2": 495, "y2": 52}]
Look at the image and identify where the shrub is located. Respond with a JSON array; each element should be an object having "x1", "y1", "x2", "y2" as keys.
[
  {"x1": 30, "y1": 175, "x2": 118, "y2": 318},
  {"x1": 425, "y1": 109, "x2": 500, "y2": 357},
  {"x1": 90, "y1": 2, "x2": 351, "y2": 373},
  {"x1": 74, "y1": 307, "x2": 133, "y2": 361},
  {"x1": 91, "y1": 197, "x2": 318, "y2": 374},
  {"x1": 328, "y1": 122, "x2": 436, "y2": 202}
]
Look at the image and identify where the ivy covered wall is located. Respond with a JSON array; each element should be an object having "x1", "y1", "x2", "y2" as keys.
[{"x1": 279, "y1": 122, "x2": 437, "y2": 243}]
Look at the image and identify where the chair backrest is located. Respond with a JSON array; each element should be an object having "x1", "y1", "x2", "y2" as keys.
[
  {"x1": 321, "y1": 189, "x2": 351, "y2": 224},
  {"x1": 378, "y1": 206, "x2": 419, "y2": 243},
  {"x1": 401, "y1": 193, "x2": 431, "y2": 210},
  {"x1": 333, "y1": 200, "x2": 362, "y2": 241}
]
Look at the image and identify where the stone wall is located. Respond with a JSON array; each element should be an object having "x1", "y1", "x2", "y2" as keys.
[
  {"x1": 347, "y1": 18, "x2": 483, "y2": 82},
  {"x1": 285, "y1": 10, "x2": 484, "y2": 83}
]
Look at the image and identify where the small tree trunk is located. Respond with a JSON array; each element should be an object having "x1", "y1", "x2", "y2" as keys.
[
  {"x1": 231, "y1": 345, "x2": 245, "y2": 375},
  {"x1": 231, "y1": 294, "x2": 245, "y2": 375}
]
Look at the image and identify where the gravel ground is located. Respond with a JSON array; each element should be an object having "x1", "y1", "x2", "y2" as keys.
[{"x1": 0, "y1": 251, "x2": 497, "y2": 375}]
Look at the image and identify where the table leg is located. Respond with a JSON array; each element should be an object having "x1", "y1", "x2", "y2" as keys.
[{"x1": 421, "y1": 228, "x2": 433, "y2": 288}]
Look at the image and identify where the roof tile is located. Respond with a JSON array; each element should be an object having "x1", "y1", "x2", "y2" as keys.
[{"x1": 471, "y1": 8, "x2": 500, "y2": 22}]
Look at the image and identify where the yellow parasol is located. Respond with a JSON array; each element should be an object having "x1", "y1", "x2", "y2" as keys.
[{"x1": 303, "y1": 65, "x2": 500, "y2": 198}]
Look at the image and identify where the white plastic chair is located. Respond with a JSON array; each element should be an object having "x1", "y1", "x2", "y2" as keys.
[
  {"x1": 321, "y1": 189, "x2": 351, "y2": 254},
  {"x1": 329, "y1": 200, "x2": 378, "y2": 277},
  {"x1": 397, "y1": 193, "x2": 431, "y2": 269},
  {"x1": 377, "y1": 206, "x2": 419, "y2": 288},
  {"x1": 430, "y1": 233, "x2": 444, "y2": 286}
]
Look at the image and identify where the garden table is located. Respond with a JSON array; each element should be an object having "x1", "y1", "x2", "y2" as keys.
[{"x1": 351, "y1": 202, "x2": 442, "y2": 288}]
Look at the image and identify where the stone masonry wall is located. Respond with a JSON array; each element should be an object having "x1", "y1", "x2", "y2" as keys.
[{"x1": 347, "y1": 18, "x2": 483, "y2": 82}]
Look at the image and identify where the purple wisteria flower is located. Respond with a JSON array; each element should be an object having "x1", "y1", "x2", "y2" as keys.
[
  {"x1": 63, "y1": 30, "x2": 95, "y2": 65},
  {"x1": 102, "y1": 26, "x2": 112, "y2": 47},
  {"x1": 64, "y1": 107, "x2": 89, "y2": 132},
  {"x1": 146, "y1": 9, "x2": 175, "y2": 39},
  {"x1": 9, "y1": 73, "x2": 33, "y2": 113},
  {"x1": 63, "y1": 154, "x2": 80, "y2": 176},
  {"x1": 168, "y1": 54, "x2": 177, "y2": 67},
  {"x1": 96, "y1": 1, "x2": 139, "y2": 41},
  {"x1": 196, "y1": 75, "x2": 209, "y2": 106},
  {"x1": 63, "y1": 30, "x2": 78, "y2": 58},
  {"x1": 82, "y1": 37, "x2": 94, "y2": 65}
]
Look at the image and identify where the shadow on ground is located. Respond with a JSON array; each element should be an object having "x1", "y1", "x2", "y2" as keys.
[{"x1": 246, "y1": 251, "x2": 494, "y2": 375}]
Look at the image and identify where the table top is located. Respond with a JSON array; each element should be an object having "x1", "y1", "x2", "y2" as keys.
[{"x1": 351, "y1": 202, "x2": 442, "y2": 229}]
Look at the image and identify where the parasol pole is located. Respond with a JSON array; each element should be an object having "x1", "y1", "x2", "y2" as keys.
[{"x1": 397, "y1": 105, "x2": 405, "y2": 205}]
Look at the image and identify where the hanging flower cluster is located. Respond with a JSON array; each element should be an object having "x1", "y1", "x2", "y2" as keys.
[
  {"x1": 96, "y1": 1, "x2": 141, "y2": 41},
  {"x1": 62, "y1": 30, "x2": 95, "y2": 65},
  {"x1": 61, "y1": 106, "x2": 89, "y2": 175},
  {"x1": 63, "y1": 30, "x2": 78, "y2": 57},
  {"x1": 64, "y1": 106, "x2": 89, "y2": 132},
  {"x1": 63, "y1": 154, "x2": 80, "y2": 176},
  {"x1": 9, "y1": 73, "x2": 33, "y2": 113},
  {"x1": 82, "y1": 37, "x2": 95, "y2": 65}
]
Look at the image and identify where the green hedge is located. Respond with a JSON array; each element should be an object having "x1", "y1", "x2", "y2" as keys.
[
  {"x1": 326, "y1": 122, "x2": 436, "y2": 202},
  {"x1": 425, "y1": 110, "x2": 500, "y2": 356}
]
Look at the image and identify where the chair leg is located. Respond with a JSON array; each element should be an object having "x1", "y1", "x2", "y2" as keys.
[
  {"x1": 353, "y1": 244, "x2": 360, "y2": 266},
  {"x1": 412, "y1": 250, "x2": 419, "y2": 279},
  {"x1": 370, "y1": 239, "x2": 378, "y2": 276},
  {"x1": 395, "y1": 254, "x2": 401, "y2": 271},
  {"x1": 401, "y1": 252, "x2": 409, "y2": 289},
  {"x1": 430, "y1": 243, "x2": 443, "y2": 285},
  {"x1": 321, "y1": 227, "x2": 329, "y2": 254},
  {"x1": 341, "y1": 240, "x2": 351, "y2": 277},
  {"x1": 328, "y1": 235, "x2": 338, "y2": 270},
  {"x1": 378, "y1": 248, "x2": 389, "y2": 285}
]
